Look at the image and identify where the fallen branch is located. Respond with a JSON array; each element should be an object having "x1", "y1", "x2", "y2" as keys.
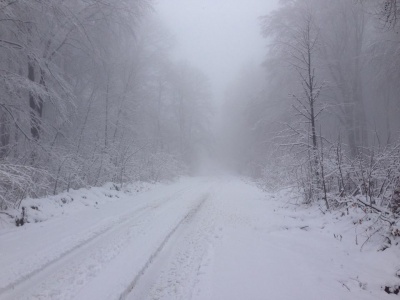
[
  {"x1": 338, "y1": 280, "x2": 351, "y2": 292},
  {"x1": 0, "y1": 211, "x2": 14, "y2": 218},
  {"x1": 360, "y1": 227, "x2": 382, "y2": 252},
  {"x1": 356, "y1": 198, "x2": 384, "y2": 214},
  {"x1": 355, "y1": 198, "x2": 395, "y2": 226}
]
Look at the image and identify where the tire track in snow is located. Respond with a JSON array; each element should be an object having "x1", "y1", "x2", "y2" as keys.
[
  {"x1": 0, "y1": 186, "x2": 194, "y2": 299},
  {"x1": 133, "y1": 194, "x2": 219, "y2": 300},
  {"x1": 118, "y1": 193, "x2": 209, "y2": 300}
]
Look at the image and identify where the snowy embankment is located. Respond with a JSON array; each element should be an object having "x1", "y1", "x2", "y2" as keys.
[
  {"x1": 0, "y1": 177, "x2": 398, "y2": 299},
  {"x1": 0, "y1": 182, "x2": 156, "y2": 228}
]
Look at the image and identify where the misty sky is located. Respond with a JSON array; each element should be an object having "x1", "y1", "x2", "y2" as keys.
[{"x1": 155, "y1": 0, "x2": 278, "y2": 101}]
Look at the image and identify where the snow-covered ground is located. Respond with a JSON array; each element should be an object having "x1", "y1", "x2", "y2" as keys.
[{"x1": 0, "y1": 176, "x2": 398, "y2": 299}]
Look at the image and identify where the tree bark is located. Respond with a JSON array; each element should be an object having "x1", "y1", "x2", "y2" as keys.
[{"x1": 28, "y1": 59, "x2": 42, "y2": 141}]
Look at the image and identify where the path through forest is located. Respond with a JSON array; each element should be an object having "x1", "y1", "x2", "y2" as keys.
[{"x1": 0, "y1": 177, "x2": 395, "y2": 300}]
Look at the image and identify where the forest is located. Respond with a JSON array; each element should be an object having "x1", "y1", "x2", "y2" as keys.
[
  {"x1": 0, "y1": 0, "x2": 213, "y2": 209},
  {"x1": 1, "y1": 0, "x2": 400, "y2": 225},
  {"x1": 1, "y1": 0, "x2": 400, "y2": 298},
  {"x1": 222, "y1": 0, "x2": 400, "y2": 218}
]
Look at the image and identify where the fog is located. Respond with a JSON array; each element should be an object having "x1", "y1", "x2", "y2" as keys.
[
  {"x1": 1, "y1": 0, "x2": 400, "y2": 209},
  {"x1": 155, "y1": 0, "x2": 278, "y2": 101},
  {"x1": 2, "y1": 3, "x2": 400, "y2": 297}
]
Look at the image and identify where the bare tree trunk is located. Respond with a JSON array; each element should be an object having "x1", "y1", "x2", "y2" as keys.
[
  {"x1": 0, "y1": 109, "x2": 10, "y2": 159},
  {"x1": 28, "y1": 59, "x2": 40, "y2": 141},
  {"x1": 104, "y1": 75, "x2": 110, "y2": 148},
  {"x1": 156, "y1": 79, "x2": 164, "y2": 150}
]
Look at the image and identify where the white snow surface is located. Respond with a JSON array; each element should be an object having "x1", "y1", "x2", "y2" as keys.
[{"x1": 0, "y1": 176, "x2": 398, "y2": 299}]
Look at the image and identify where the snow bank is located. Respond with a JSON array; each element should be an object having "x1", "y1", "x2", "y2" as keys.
[
  {"x1": 266, "y1": 187, "x2": 400, "y2": 298},
  {"x1": 0, "y1": 181, "x2": 156, "y2": 229}
]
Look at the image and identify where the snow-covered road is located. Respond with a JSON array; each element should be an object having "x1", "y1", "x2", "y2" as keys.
[{"x1": 0, "y1": 177, "x2": 396, "y2": 299}]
